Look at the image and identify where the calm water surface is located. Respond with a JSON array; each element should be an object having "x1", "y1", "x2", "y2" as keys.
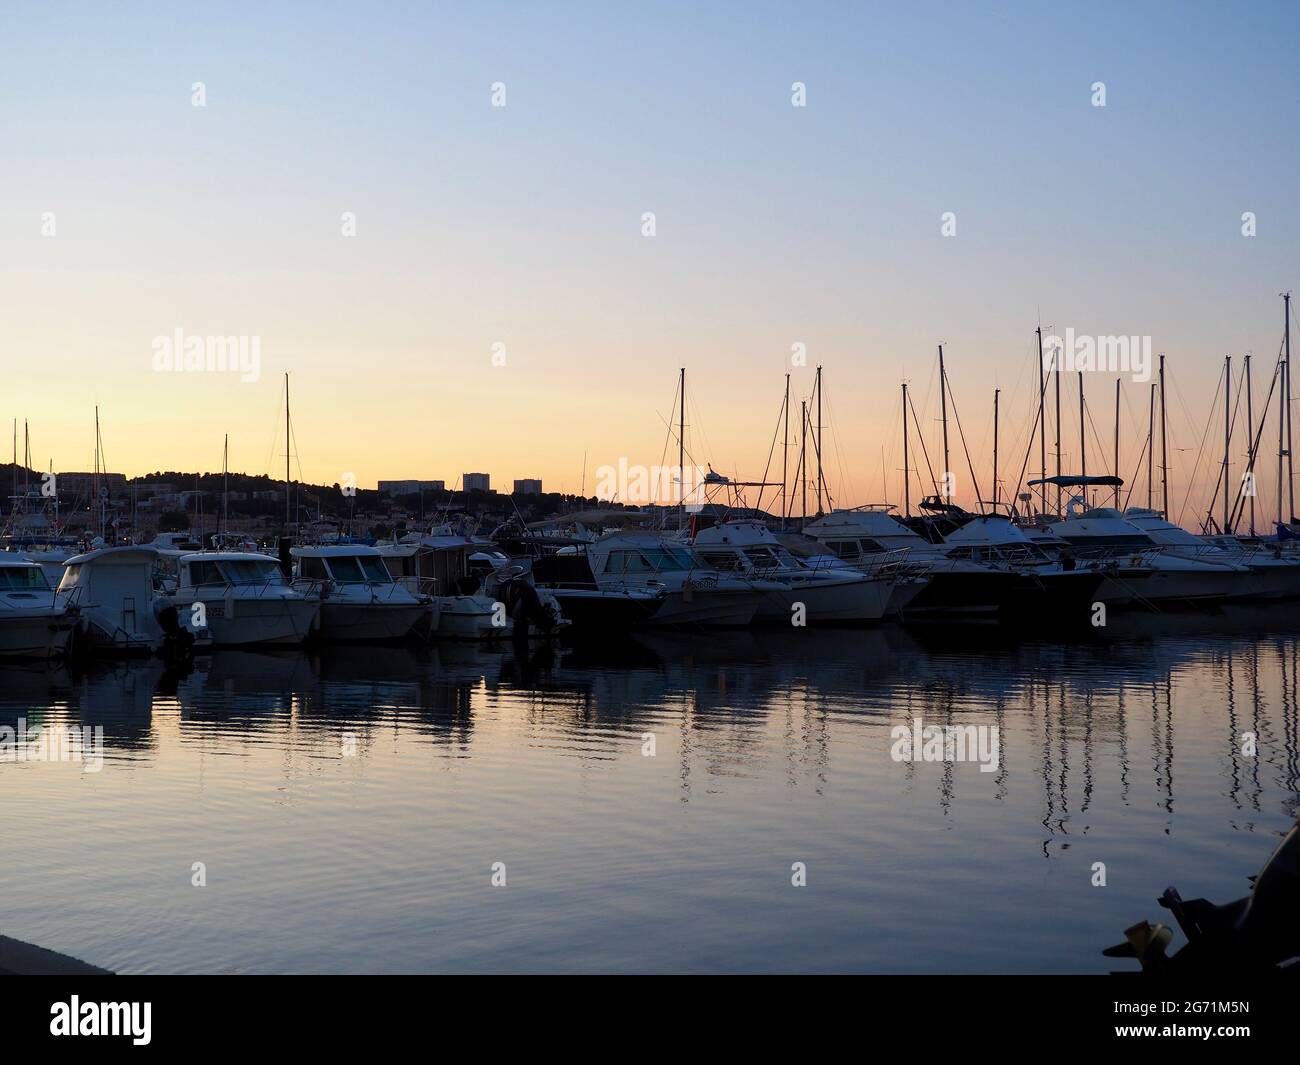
[{"x1": 3, "y1": 605, "x2": 1299, "y2": 974}]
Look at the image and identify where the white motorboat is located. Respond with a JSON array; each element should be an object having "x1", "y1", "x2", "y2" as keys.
[
  {"x1": 585, "y1": 530, "x2": 774, "y2": 627},
  {"x1": 0, "y1": 554, "x2": 77, "y2": 658},
  {"x1": 55, "y1": 545, "x2": 168, "y2": 654},
  {"x1": 165, "y1": 551, "x2": 319, "y2": 646},
  {"x1": 376, "y1": 533, "x2": 561, "y2": 640},
  {"x1": 691, "y1": 519, "x2": 892, "y2": 622},
  {"x1": 1047, "y1": 507, "x2": 1244, "y2": 606},
  {"x1": 293, "y1": 545, "x2": 430, "y2": 641},
  {"x1": 1125, "y1": 507, "x2": 1285, "y2": 600},
  {"x1": 802, "y1": 508, "x2": 1014, "y2": 617}
]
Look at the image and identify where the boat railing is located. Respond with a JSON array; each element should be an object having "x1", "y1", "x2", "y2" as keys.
[
  {"x1": 1069, "y1": 545, "x2": 1165, "y2": 569},
  {"x1": 191, "y1": 577, "x2": 309, "y2": 599},
  {"x1": 389, "y1": 575, "x2": 442, "y2": 598},
  {"x1": 853, "y1": 547, "x2": 912, "y2": 577}
]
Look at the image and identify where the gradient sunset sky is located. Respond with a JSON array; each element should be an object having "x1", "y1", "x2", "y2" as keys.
[{"x1": 3, "y1": 1, "x2": 1297, "y2": 526}]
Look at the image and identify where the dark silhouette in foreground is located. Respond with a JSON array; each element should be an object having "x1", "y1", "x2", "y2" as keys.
[{"x1": 1105, "y1": 820, "x2": 1300, "y2": 973}]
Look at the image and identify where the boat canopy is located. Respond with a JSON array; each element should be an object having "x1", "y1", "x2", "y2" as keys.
[{"x1": 1028, "y1": 475, "x2": 1124, "y2": 488}]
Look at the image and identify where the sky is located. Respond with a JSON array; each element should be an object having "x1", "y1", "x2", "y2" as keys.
[{"x1": 2, "y1": 1, "x2": 1298, "y2": 527}]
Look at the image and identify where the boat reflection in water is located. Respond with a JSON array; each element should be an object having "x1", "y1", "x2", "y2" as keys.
[{"x1": 3, "y1": 605, "x2": 1300, "y2": 974}]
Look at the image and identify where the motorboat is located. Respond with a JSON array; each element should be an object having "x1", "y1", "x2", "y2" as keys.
[
  {"x1": 531, "y1": 551, "x2": 667, "y2": 630},
  {"x1": 293, "y1": 545, "x2": 431, "y2": 641},
  {"x1": 0, "y1": 554, "x2": 78, "y2": 658},
  {"x1": 376, "y1": 533, "x2": 563, "y2": 639},
  {"x1": 1123, "y1": 508, "x2": 1300, "y2": 600},
  {"x1": 802, "y1": 508, "x2": 1018, "y2": 618},
  {"x1": 939, "y1": 514, "x2": 1107, "y2": 617},
  {"x1": 164, "y1": 551, "x2": 319, "y2": 646},
  {"x1": 584, "y1": 530, "x2": 775, "y2": 627},
  {"x1": 55, "y1": 545, "x2": 168, "y2": 654},
  {"x1": 691, "y1": 519, "x2": 893, "y2": 622},
  {"x1": 1047, "y1": 506, "x2": 1243, "y2": 606}
]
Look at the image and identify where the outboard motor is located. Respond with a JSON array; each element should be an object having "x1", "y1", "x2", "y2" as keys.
[
  {"x1": 278, "y1": 536, "x2": 293, "y2": 582},
  {"x1": 155, "y1": 601, "x2": 196, "y2": 665},
  {"x1": 491, "y1": 565, "x2": 556, "y2": 641},
  {"x1": 1104, "y1": 820, "x2": 1300, "y2": 972}
]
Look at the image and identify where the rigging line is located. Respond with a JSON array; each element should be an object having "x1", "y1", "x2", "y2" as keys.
[
  {"x1": 1082, "y1": 389, "x2": 1113, "y2": 480},
  {"x1": 824, "y1": 390, "x2": 850, "y2": 509},
  {"x1": 1230, "y1": 348, "x2": 1285, "y2": 531},
  {"x1": 907, "y1": 390, "x2": 939, "y2": 497},
  {"x1": 945, "y1": 386, "x2": 985, "y2": 511},
  {"x1": 996, "y1": 345, "x2": 1036, "y2": 492},
  {"x1": 263, "y1": 377, "x2": 285, "y2": 478},
  {"x1": 1011, "y1": 393, "x2": 1044, "y2": 520},
  {"x1": 1203, "y1": 358, "x2": 1251, "y2": 530},
  {"x1": 1121, "y1": 426, "x2": 1151, "y2": 511},
  {"x1": 657, "y1": 375, "x2": 681, "y2": 474},
  {"x1": 754, "y1": 391, "x2": 785, "y2": 515},
  {"x1": 1173, "y1": 362, "x2": 1223, "y2": 527},
  {"x1": 1011, "y1": 337, "x2": 1055, "y2": 513},
  {"x1": 651, "y1": 408, "x2": 709, "y2": 500}
]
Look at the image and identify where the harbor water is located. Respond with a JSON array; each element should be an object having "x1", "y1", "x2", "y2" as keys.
[{"x1": 3, "y1": 605, "x2": 1298, "y2": 974}]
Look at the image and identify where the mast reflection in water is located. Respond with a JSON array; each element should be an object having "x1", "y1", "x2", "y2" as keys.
[{"x1": 3, "y1": 603, "x2": 1298, "y2": 974}]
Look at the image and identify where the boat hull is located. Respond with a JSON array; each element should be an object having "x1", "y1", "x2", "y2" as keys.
[
  {"x1": 316, "y1": 601, "x2": 426, "y2": 642},
  {"x1": 643, "y1": 587, "x2": 758, "y2": 627},
  {"x1": 0, "y1": 612, "x2": 77, "y2": 658},
  {"x1": 752, "y1": 575, "x2": 891, "y2": 623},
  {"x1": 435, "y1": 596, "x2": 500, "y2": 639},
  {"x1": 198, "y1": 598, "x2": 319, "y2": 646},
  {"x1": 997, "y1": 570, "x2": 1108, "y2": 620},
  {"x1": 896, "y1": 570, "x2": 1016, "y2": 618},
  {"x1": 548, "y1": 589, "x2": 665, "y2": 630}
]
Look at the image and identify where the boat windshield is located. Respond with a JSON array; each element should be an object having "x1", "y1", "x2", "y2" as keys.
[
  {"x1": 326, "y1": 556, "x2": 366, "y2": 582},
  {"x1": 326, "y1": 555, "x2": 393, "y2": 583},
  {"x1": 744, "y1": 546, "x2": 797, "y2": 569},
  {"x1": 640, "y1": 546, "x2": 698, "y2": 571},
  {"x1": 217, "y1": 559, "x2": 284, "y2": 585},
  {"x1": 0, "y1": 566, "x2": 49, "y2": 591}
]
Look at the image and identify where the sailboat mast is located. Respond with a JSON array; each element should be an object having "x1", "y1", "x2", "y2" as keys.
[
  {"x1": 94, "y1": 405, "x2": 102, "y2": 539},
  {"x1": 992, "y1": 389, "x2": 1000, "y2": 510},
  {"x1": 1159, "y1": 354, "x2": 1169, "y2": 516},
  {"x1": 902, "y1": 382, "x2": 910, "y2": 517},
  {"x1": 1113, "y1": 378, "x2": 1120, "y2": 509},
  {"x1": 800, "y1": 399, "x2": 808, "y2": 527},
  {"x1": 1054, "y1": 349, "x2": 1062, "y2": 516},
  {"x1": 1280, "y1": 338, "x2": 1287, "y2": 530},
  {"x1": 1147, "y1": 384, "x2": 1155, "y2": 510},
  {"x1": 1036, "y1": 326, "x2": 1047, "y2": 515},
  {"x1": 1078, "y1": 371, "x2": 1087, "y2": 484},
  {"x1": 1246, "y1": 352, "x2": 1255, "y2": 536},
  {"x1": 938, "y1": 345, "x2": 950, "y2": 502},
  {"x1": 1286, "y1": 292, "x2": 1294, "y2": 523},
  {"x1": 223, "y1": 433, "x2": 229, "y2": 536},
  {"x1": 679, "y1": 366, "x2": 685, "y2": 526},
  {"x1": 1224, "y1": 355, "x2": 1232, "y2": 533},
  {"x1": 284, "y1": 373, "x2": 291, "y2": 529},
  {"x1": 782, "y1": 373, "x2": 790, "y2": 522},
  {"x1": 815, "y1": 365, "x2": 824, "y2": 515}
]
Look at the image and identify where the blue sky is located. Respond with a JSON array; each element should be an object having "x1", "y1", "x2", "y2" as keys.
[{"x1": 1, "y1": 1, "x2": 1296, "y2": 518}]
